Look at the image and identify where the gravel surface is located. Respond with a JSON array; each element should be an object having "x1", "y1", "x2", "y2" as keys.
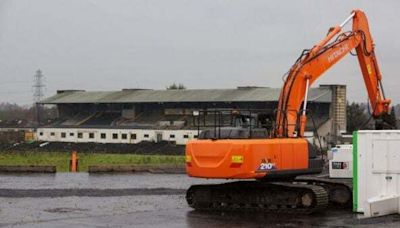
[
  {"x1": 0, "y1": 173, "x2": 400, "y2": 227},
  {"x1": 0, "y1": 173, "x2": 224, "y2": 189}
]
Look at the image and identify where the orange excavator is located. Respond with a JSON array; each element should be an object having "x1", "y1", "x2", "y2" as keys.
[{"x1": 185, "y1": 9, "x2": 396, "y2": 213}]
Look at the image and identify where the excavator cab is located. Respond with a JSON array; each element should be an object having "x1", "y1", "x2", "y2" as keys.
[{"x1": 195, "y1": 109, "x2": 275, "y2": 140}]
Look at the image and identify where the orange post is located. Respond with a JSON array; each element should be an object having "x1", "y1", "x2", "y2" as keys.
[{"x1": 69, "y1": 151, "x2": 79, "y2": 172}]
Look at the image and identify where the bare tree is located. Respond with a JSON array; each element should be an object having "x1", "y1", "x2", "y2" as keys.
[{"x1": 166, "y1": 83, "x2": 186, "y2": 90}]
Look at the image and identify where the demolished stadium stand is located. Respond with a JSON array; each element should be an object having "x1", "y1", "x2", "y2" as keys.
[{"x1": 36, "y1": 85, "x2": 346, "y2": 148}]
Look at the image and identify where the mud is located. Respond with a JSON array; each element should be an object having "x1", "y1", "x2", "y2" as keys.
[
  {"x1": 88, "y1": 164, "x2": 185, "y2": 173},
  {"x1": 0, "y1": 188, "x2": 185, "y2": 197},
  {"x1": 0, "y1": 173, "x2": 399, "y2": 227}
]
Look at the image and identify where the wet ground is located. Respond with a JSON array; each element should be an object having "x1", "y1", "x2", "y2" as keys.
[{"x1": 0, "y1": 173, "x2": 400, "y2": 227}]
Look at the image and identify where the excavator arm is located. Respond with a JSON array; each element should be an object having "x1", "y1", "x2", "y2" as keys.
[{"x1": 275, "y1": 10, "x2": 392, "y2": 138}]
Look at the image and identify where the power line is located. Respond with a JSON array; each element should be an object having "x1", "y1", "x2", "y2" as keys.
[{"x1": 0, "y1": 81, "x2": 30, "y2": 86}]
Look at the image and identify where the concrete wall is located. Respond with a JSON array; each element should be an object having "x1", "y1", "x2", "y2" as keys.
[
  {"x1": 321, "y1": 84, "x2": 346, "y2": 145},
  {"x1": 36, "y1": 128, "x2": 198, "y2": 145}
]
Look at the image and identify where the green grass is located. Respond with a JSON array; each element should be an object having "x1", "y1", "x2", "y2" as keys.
[{"x1": 0, "y1": 151, "x2": 185, "y2": 172}]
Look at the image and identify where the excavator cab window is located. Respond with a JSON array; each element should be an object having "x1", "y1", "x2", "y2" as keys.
[{"x1": 193, "y1": 109, "x2": 274, "y2": 140}]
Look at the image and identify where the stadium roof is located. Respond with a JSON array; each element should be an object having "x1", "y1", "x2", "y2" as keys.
[{"x1": 40, "y1": 87, "x2": 332, "y2": 104}]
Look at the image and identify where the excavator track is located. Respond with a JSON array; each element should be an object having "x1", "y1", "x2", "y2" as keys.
[
  {"x1": 186, "y1": 181, "x2": 329, "y2": 214},
  {"x1": 295, "y1": 175, "x2": 353, "y2": 208}
]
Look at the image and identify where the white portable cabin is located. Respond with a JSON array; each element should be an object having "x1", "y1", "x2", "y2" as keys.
[{"x1": 353, "y1": 130, "x2": 400, "y2": 218}]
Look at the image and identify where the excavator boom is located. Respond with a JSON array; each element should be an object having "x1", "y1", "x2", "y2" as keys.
[{"x1": 276, "y1": 10, "x2": 391, "y2": 138}]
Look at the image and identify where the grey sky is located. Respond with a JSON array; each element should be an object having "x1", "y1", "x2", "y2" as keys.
[{"x1": 0, "y1": 0, "x2": 399, "y2": 105}]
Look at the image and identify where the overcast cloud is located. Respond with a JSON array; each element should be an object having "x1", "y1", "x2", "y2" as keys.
[{"x1": 0, "y1": 0, "x2": 399, "y2": 105}]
